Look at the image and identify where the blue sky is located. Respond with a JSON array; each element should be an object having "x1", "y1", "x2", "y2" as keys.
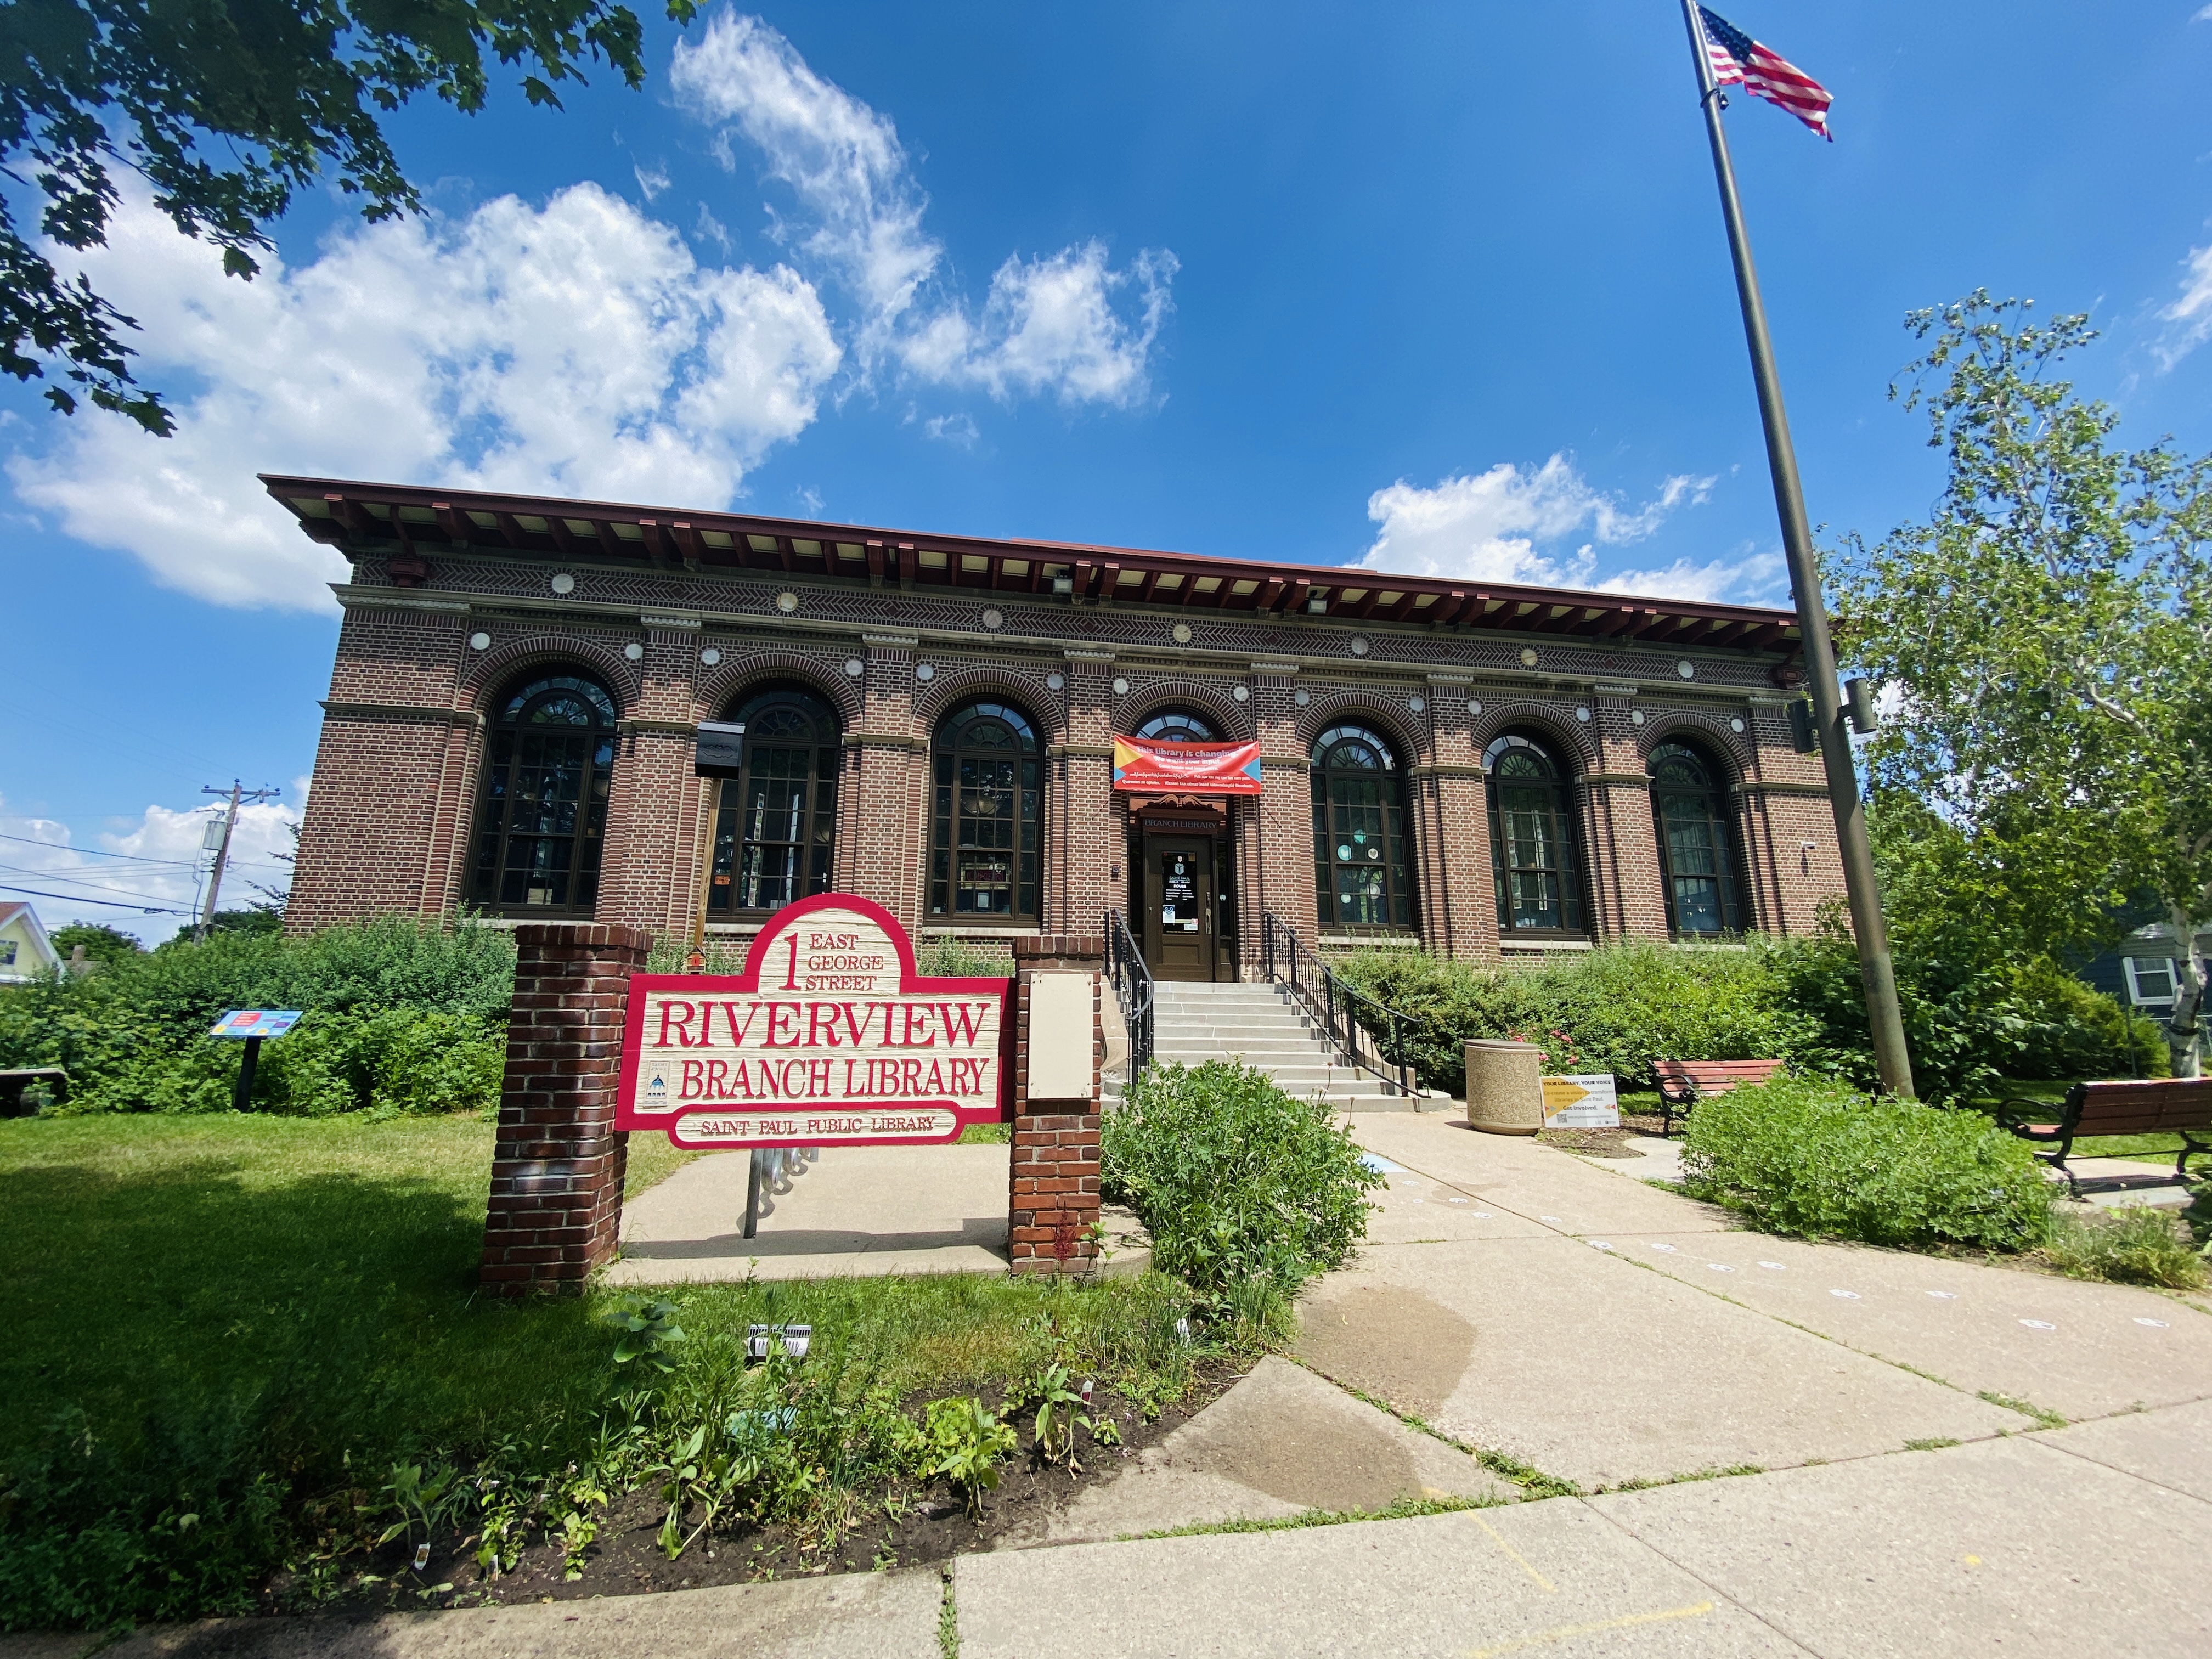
[{"x1": 5, "y1": 1, "x2": 2211, "y2": 936}]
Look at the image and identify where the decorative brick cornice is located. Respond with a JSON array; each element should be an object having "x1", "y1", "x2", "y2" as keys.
[{"x1": 321, "y1": 699, "x2": 480, "y2": 727}]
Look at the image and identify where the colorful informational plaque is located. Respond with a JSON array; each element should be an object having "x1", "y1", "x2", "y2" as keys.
[
  {"x1": 208, "y1": 1009, "x2": 303, "y2": 1039},
  {"x1": 1540, "y1": 1073, "x2": 1621, "y2": 1130},
  {"x1": 616, "y1": 894, "x2": 1013, "y2": 1150}
]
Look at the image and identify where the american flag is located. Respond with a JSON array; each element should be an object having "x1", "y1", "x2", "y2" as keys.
[{"x1": 1698, "y1": 7, "x2": 1833, "y2": 141}]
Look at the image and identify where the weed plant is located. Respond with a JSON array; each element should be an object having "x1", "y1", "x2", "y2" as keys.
[
  {"x1": 1101, "y1": 1059, "x2": 1383, "y2": 1305},
  {"x1": 2040, "y1": 1205, "x2": 2207, "y2": 1290},
  {"x1": 1679, "y1": 1075, "x2": 2051, "y2": 1251}
]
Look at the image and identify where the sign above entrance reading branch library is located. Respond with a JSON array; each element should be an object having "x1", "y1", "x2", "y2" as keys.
[
  {"x1": 1111, "y1": 734, "x2": 1262, "y2": 795},
  {"x1": 616, "y1": 895, "x2": 1011, "y2": 1150}
]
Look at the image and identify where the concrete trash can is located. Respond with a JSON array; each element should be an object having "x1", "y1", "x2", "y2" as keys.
[{"x1": 1463, "y1": 1040, "x2": 1547, "y2": 1135}]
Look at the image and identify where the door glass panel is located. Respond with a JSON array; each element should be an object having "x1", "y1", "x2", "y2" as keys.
[{"x1": 1160, "y1": 849, "x2": 1201, "y2": 932}]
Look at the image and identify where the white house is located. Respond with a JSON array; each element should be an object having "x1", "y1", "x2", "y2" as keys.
[{"x1": 0, "y1": 902, "x2": 60, "y2": 984}]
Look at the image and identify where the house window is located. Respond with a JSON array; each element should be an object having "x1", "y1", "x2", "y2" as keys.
[
  {"x1": 1310, "y1": 723, "x2": 1415, "y2": 932},
  {"x1": 1486, "y1": 732, "x2": 1585, "y2": 937},
  {"x1": 469, "y1": 672, "x2": 617, "y2": 917},
  {"x1": 1649, "y1": 741, "x2": 1744, "y2": 936},
  {"x1": 706, "y1": 687, "x2": 840, "y2": 915},
  {"x1": 2123, "y1": 957, "x2": 2179, "y2": 1010},
  {"x1": 929, "y1": 701, "x2": 1042, "y2": 922},
  {"x1": 0, "y1": 941, "x2": 16, "y2": 967},
  {"x1": 1135, "y1": 708, "x2": 1217, "y2": 743}
]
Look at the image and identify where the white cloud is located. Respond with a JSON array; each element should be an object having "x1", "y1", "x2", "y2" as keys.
[
  {"x1": 2154, "y1": 240, "x2": 2212, "y2": 369},
  {"x1": 8, "y1": 183, "x2": 842, "y2": 610},
  {"x1": 921, "y1": 411, "x2": 979, "y2": 447},
  {"x1": 633, "y1": 160, "x2": 672, "y2": 201},
  {"x1": 670, "y1": 9, "x2": 1175, "y2": 405},
  {"x1": 1356, "y1": 457, "x2": 1767, "y2": 601},
  {"x1": 0, "y1": 793, "x2": 301, "y2": 939}
]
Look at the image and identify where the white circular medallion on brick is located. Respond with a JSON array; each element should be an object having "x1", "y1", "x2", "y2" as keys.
[
  {"x1": 915, "y1": 663, "x2": 935, "y2": 681},
  {"x1": 623, "y1": 642, "x2": 644, "y2": 661},
  {"x1": 468, "y1": 631, "x2": 491, "y2": 650},
  {"x1": 1408, "y1": 696, "x2": 1426, "y2": 713},
  {"x1": 1468, "y1": 699, "x2": 1481, "y2": 714},
  {"x1": 981, "y1": 608, "x2": 1004, "y2": 631},
  {"x1": 1111, "y1": 677, "x2": 1130, "y2": 696},
  {"x1": 1294, "y1": 689, "x2": 1310, "y2": 706},
  {"x1": 1730, "y1": 716, "x2": 1746, "y2": 733},
  {"x1": 1519, "y1": 647, "x2": 1539, "y2": 668},
  {"x1": 1232, "y1": 685, "x2": 1250, "y2": 702},
  {"x1": 1046, "y1": 672, "x2": 1065, "y2": 691},
  {"x1": 699, "y1": 648, "x2": 721, "y2": 666},
  {"x1": 845, "y1": 658, "x2": 865, "y2": 678},
  {"x1": 550, "y1": 573, "x2": 576, "y2": 595},
  {"x1": 776, "y1": 590, "x2": 799, "y2": 613},
  {"x1": 1348, "y1": 635, "x2": 1370, "y2": 657},
  {"x1": 1575, "y1": 706, "x2": 1592, "y2": 722},
  {"x1": 1677, "y1": 659, "x2": 1696, "y2": 679},
  {"x1": 1631, "y1": 709, "x2": 1646, "y2": 725},
  {"x1": 1171, "y1": 623, "x2": 1193, "y2": 645}
]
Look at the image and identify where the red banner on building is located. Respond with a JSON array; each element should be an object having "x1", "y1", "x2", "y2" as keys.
[
  {"x1": 616, "y1": 893, "x2": 1012, "y2": 1149},
  {"x1": 1111, "y1": 735, "x2": 1263, "y2": 795}
]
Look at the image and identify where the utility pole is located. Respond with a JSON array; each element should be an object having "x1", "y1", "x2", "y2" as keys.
[
  {"x1": 196, "y1": 781, "x2": 281, "y2": 943},
  {"x1": 1676, "y1": 1, "x2": 1915, "y2": 1097}
]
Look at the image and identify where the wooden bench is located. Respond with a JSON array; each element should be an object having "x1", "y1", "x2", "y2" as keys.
[
  {"x1": 1995, "y1": 1078, "x2": 2212, "y2": 1198},
  {"x1": 1654, "y1": 1058, "x2": 1787, "y2": 1137},
  {"x1": 0, "y1": 1068, "x2": 69, "y2": 1118}
]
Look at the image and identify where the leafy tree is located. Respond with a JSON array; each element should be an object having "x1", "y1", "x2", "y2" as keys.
[
  {"x1": 3, "y1": 0, "x2": 697, "y2": 433},
  {"x1": 1830, "y1": 294, "x2": 2212, "y2": 1074},
  {"x1": 48, "y1": 921, "x2": 144, "y2": 965}
]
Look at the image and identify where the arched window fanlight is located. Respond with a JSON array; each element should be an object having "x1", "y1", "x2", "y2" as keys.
[
  {"x1": 707, "y1": 686, "x2": 841, "y2": 915},
  {"x1": 469, "y1": 672, "x2": 617, "y2": 916},
  {"x1": 1309, "y1": 723, "x2": 1416, "y2": 932},
  {"x1": 929, "y1": 701, "x2": 1043, "y2": 922},
  {"x1": 1486, "y1": 732, "x2": 1586, "y2": 936},
  {"x1": 1650, "y1": 741, "x2": 1744, "y2": 936},
  {"x1": 1133, "y1": 708, "x2": 1217, "y2": 743}
]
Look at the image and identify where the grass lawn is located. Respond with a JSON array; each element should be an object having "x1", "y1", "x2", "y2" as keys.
[{"x1": 0, "y1": 1110, "x2": 1228, "y2": 1628}]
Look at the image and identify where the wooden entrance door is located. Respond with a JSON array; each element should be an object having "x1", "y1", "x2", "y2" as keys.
[{"x1": 1141, "y1": 837, "x2": 1215, "y2": 981}]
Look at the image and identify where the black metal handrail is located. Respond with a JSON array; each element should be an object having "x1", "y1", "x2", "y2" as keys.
[
  {"x1": 1261, "y1": 912, "x2": 1415, "y2": 1098},
  {"x1": 1105, "y1": 907, "x2": 1155, "y2": 1080}
]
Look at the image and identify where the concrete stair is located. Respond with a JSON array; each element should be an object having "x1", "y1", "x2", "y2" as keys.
[{"x1": 1144, "y1": 980, "x2": 1416, "y2": 1111}]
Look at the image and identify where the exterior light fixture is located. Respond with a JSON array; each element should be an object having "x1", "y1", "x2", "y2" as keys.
[
  {"x1": 1053, "y1": 575, "x2": 1075, "y2": 595},
  {"x1": 1843, "y1": 676, "x2": 1877, "y2": 734},
  {"x1": 1306, "y1": 596, "x2": 1327, "y2": 614}
]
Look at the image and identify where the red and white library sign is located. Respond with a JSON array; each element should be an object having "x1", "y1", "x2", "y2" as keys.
[{"x1": 616, "y1": 894, "x2": 1013, "y2": 1149}]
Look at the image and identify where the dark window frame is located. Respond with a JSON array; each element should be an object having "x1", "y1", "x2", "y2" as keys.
[
  {"x1": 1485, "y1": 731, "x2": 1588, "y2": 940},
  {"x1": 707, "y1": 685, "x2": 842, "y2": 917},
  {"x1": 1132, "y1": 707, "x2": 1219, "y2": 743},
  {"x1": 1649, "y1": 740, "x2": 1745, "y2": 937},
  {"x1": 928, "y1": 700, "x2": 1045, "y2": 923},
  {"x1": 468, "y1": 671, "x2": 618, "y2": 919},
  {"x1": 1310, "y1": 721, "x2": 1418, "y2": 934}
]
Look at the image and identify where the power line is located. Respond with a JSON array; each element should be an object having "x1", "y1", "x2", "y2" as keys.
[
  {"x1": 0, "y1": 831, "x2": 203, "y2": 866},
  {"x1": 0, "y1": 883, "x2": 186, "y2": 915},
  {"x1": 0, "y1": 863, "x2": 196, "y2": 898}
]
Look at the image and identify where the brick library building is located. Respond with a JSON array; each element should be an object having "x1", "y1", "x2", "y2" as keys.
[{"x1": 272, "y1": 475, "x2": 1848, "y2": 978}]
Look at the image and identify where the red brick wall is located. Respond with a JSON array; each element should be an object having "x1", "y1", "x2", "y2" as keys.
[
  {"x1": 1008, "y1": 935, "x2": 1103, "y2": 1274},
  {"x1": 480, "y1": 922, "x2": 649, "y2": 1294},
  {"x1": 292, "y1": 555, "x2": 1848, "y2": 963}
]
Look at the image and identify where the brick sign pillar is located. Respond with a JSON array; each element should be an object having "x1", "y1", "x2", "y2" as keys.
[
  {"x1": 1009, "y1": 934, "x2": 1104, "y2": 1274},
  {"x1": 481, "y1": 922, "x2": 652, "y2": 1295}
]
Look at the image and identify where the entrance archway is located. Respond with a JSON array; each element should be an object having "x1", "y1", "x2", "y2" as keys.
[{"x1": 1118, "y1": 708, "x2": 1244, "y2": 981}]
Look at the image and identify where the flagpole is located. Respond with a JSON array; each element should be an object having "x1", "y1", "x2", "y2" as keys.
[{"x1": 1677, "y1": 1, "x2": 1915, "y2": 1099}]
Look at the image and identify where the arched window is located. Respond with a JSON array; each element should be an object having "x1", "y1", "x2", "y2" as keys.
[
  {"x1": 1134, "y1": 708, "x2": 1217, "y2": 743},
  {"x1": 707, "y1": 686, "x2": 840, "y2": 916},
  {"x1": 469, "y1": 671, "x2": 617, "y2": 916},
  {"x1": 929, "y1": 701, "x2": 1042, "y2": 922},
  {"x1": 1650, "y1": 741, "x2": 1744, "y2": 936},
  {"x1": 1486, "y1": 733, "x2": 1585, "y2": 937},
  {"x1": 1310, "y1": 723, "x2": 1415, "y2": 932}
]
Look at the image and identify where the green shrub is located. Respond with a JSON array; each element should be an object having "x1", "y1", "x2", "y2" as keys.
[
  {"x1": 1680, "y1": 1074, "x2": 2051, "y2": 1251},
  {"x1": 915, "y1": 936, "x2": 1013, "y2": 977},
  {"x1": 0, "y1": 917, "x2": 514, "y2": 1116},
  {"x1": 1101, "y1": 1059, "x2": 1383, "y2": 1301},
  {"x1": 2009, "y1": 958, "x2": 2166, "y2": 1080},
  {"x1": 1334, "y1": 940, "x2": 1816, "y2": 1094},
  {"x1": 2041, "y1": 1205, "x2": 2205, "y2": 1290}
]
